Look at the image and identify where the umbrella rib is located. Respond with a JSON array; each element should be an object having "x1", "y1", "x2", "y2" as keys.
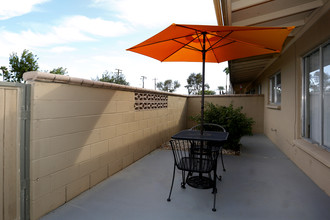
[
  {"x1": 175, "y1": 24, "x2": 285, "y2": 52},
  {"x1": 194, "y1": 31, "x2": 204, "y2": 51},
  {"x1": 172, "y1": 39, "x2": 201, "y2": 52},
  {"x1": 160, "y1": 35, "x2": 202, "y2": 61},
  {"x1": 206, "y1": 39, "x2": 221, "y2": 63},
  {"x1": 205, "y1": 31, "x2": 233, "y2": 63},
  {"x1": 211, "y1": 41, "x2": 236, "y2": 51},
  {"x1": 128, "y1": 34, "x2": 199, "y2": 50},
  {"x1": 212, "y1": 35, "x2": 280, "y2": 52}
]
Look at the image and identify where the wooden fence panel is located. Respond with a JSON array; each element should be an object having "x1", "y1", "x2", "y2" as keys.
[
  {"x1": 0, "y1": 87, "x2": 19, "y2": 220},
  {"x1": 0, "y1": 88, "x2": 5, "y2": 220}
]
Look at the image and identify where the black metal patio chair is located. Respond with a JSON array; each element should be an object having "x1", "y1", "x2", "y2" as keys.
[
  {"x1": 167, "y1": 138, "x2": 220, "y2": 211},
  {"x1": 189, "y1": 123, "x2": 226, "y2": 174}
]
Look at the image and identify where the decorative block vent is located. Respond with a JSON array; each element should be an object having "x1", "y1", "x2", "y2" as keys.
[{"x1": 134, "y1": 92, "x2": 168, "y2": 110}]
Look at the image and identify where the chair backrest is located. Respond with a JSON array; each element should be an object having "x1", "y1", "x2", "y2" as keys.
[
  {"x1": 169, "y1": 139, "x2": 217, "y2": 173},
  {"x1": 189, "y1": 123, "x2": 226, "y2": 132},
  {"x1": 189, "y1": 123, "x2": 226, "y2": 150}
]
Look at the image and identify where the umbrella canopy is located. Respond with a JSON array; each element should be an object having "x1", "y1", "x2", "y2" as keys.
[
  {"x1": 127, "y1": 24, "x2": 294, "y2": 132},
  {"x1": 127, "y1": 24, "x2": 294, "y2": 63}
]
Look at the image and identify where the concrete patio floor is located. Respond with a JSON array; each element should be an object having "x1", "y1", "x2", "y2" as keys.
[{"x1": 41, "y1": 134, "x2": 330, "y2": 220}]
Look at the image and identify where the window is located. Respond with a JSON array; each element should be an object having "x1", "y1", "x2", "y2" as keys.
[
  {"x1": 257, "y1": 84, "x2": 262, "y2": 95},
  {"x1": 269, "y1": 72, "x2": 281, "y2": 105},
  {"x1": 302, "y1": 41, "x2": 330, "y2": 149}
]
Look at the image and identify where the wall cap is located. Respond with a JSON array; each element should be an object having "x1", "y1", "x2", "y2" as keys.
[
  {"x1": 23, "y1": 71, "x2": 187, "y2": 97},
  {"x1": 189, "y1": 94, "x2": 264, "y2": 97},
  {"x1": 23, "y1": 72, "x2": 266, "y2": 98}
]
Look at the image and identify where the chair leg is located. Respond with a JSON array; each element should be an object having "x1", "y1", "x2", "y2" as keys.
[
  {"x1": 215, "y1": 158, "x2": 222, "y2": 181},
  {"x1": 181, "y1": 171, "x2": 186, "y2": 189},
  {"x1": 212, "y1": 191, "x2": 217, "y2": 212},
  {"x1": 212, "y1": 166, "x2": 217, "y2": 211},
  {"x1": 220, "y1": 148, "x2": 226, "y2": 172},
  {"x1": 167, "y1": 164, "x2": 176, "y2": 202}
]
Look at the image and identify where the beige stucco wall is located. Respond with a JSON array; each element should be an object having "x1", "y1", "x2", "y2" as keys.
[
  {"x1": 258, "y1": 7, "x2": 330, "y2": 196},
  {"x1": 186, "y1": 95, "x2": 264, "y2": 134},
  {"x1": 26, "y1": 75, "x2": 187, "y2": 219}
]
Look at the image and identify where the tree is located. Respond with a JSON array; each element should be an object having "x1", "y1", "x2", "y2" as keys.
[
  {"x1": 185, "y1": 73, "x2": 202, "y2": 94},
  {"x1": 198, "y1": 90, "x2": 216, "y2": 95},
  {"x1": 156, "y1": 79, "x2": 180, "y2": 92},
  {"x1": 95, "y1": 70, "x2": 129, "y2": 85},
  {"x1": 1, "y1": 49, "x2": 39, "y2": 82},
  {"x1": 218, "y1": 86, "x2": 225, "y2": 94},
  {"x1": 49, "y1": 67, "x2": 68, "y2": 75},
  {"x1": 224, "y1": 67, "x2": 230, "y2": 93},
  {"x1": 0, "y1": 66, "x2": 9, "y2": 80},
  {"x1": 185, "y1": 73, "x2": 210, "y2": 95}
]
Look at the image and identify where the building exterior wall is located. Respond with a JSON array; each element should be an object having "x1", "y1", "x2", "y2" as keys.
[
  {"x1": 186, "y1": 94, "x2": 264, "y2": 134},
  {"x1": 26, "y1": 74, "x2": 187, "y2": 219},
  {"x1": 259, "y1": 9, "x2": 330, "y2": 196}
]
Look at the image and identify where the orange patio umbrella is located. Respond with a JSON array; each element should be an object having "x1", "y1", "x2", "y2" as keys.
[{"x1": 127, "y1": 24, "x2": 294, "y2": 132}]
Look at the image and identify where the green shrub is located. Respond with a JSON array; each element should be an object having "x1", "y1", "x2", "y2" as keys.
[{"x1": 190, "y1": 103, "x2": 255, "y2": 151}]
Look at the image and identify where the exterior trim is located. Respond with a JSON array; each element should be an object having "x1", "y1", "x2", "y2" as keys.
[{"x1": 23, "y1": 71, "x2": 187, "y2": 98}]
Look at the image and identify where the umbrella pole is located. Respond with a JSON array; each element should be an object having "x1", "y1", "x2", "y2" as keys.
[
  {"x1": 200, "y1": 32, "x2": 206, "y2": 135},
  {"x1": 197, "y1": 32, "x2": 207, "y2": 180}
]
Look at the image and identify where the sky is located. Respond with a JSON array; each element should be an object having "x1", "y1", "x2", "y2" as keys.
[{"x1": 0, "y1": 0, "x2": 228, "y2": 94}]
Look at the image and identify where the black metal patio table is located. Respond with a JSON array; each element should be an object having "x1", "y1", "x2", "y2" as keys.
[
  {"x1": 172, "y1": 130, "x2": 228, "y2": 142},
  {"x1": 171, "y1": 129, "x2": 229, "y2": 189}
]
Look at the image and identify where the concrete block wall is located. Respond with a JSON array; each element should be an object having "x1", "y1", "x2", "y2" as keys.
[
  {"x1": 24, "y1": 72, "x2": 187, "y2": 219},
  {"x1": 23, "y1": 72, "x2": 269, "y2": 219}
]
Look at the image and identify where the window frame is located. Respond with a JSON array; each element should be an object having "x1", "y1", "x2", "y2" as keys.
[
  {"x1": 302, "y1": 40, "x2": 330, "y2": 150},
  {"x1": 269, "y1": 71, "x2": 281, "y2": 106}
]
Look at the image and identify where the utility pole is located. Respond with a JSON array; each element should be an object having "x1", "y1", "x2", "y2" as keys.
[
  {"x1": 115, "y1": 69, "x2": 122, "y2": 77},
  {"x1": 141, "y1": 76, "x2": 147, "y2": 88},
  {"x1": 153, "y1": 78, "x2": 157, "y2": 90}
]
